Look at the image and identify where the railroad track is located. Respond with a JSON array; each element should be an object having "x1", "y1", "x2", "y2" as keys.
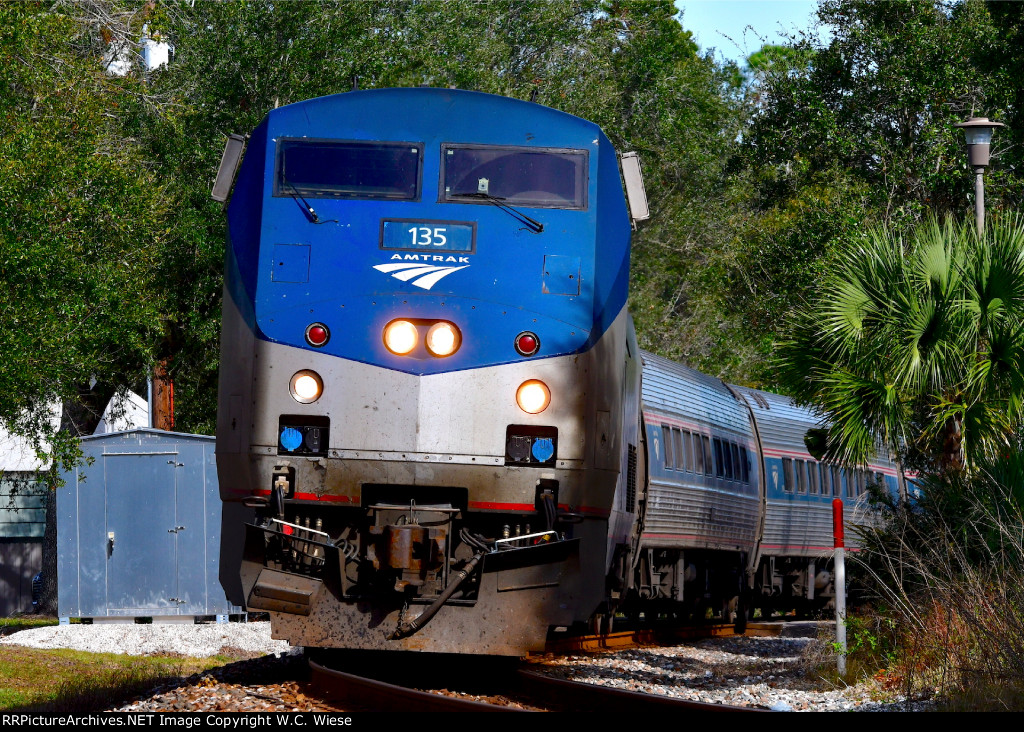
[
  {"x1": 309, "y1": 652, "x2": 770, "y2": 712},
  {"x1": 546, "y1": 621, "x2": 790, "y2": 653},
  {"x1": 310, "y1": 659, "x2": 525, "y2": 712}
]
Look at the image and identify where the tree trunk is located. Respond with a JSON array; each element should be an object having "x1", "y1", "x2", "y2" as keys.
[
  {"x1": 941, "y1": 415, "x2": 964, "y2": 473},
  {"x1": 152, "y1": 358, "x2": 174, "y2": 431},
  {"x1": 894, "y1": 452, "x2": 909, "y2": 505},
  {"x1": 39, "y1": 479, "x2": 58, "y2": 616}
]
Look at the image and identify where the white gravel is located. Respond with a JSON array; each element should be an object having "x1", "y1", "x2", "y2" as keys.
[
  {"x1": 531, "y1": 635, "x2": 935, "y2": 712},
  {"x1": 0, "y1": 621, "x2": 294, "y2": 658}
]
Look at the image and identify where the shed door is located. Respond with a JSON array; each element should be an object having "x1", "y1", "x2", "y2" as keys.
[
  {"x1": 172, "y1": 443, "x2": 208, "y2": 614},
  {"x1": 105, "y1": 454, "x2": 177, "y2": 613}
]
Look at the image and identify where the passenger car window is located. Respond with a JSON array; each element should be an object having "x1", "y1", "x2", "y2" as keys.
[
  {"x1": 682, "y1": 431, "x2": 693, "y2": 472},
  {"x1": 672, "y1": 429, "x2": 686, "y2": 471},
  {"x1": 713, "y1": 439, "x2": 724, "y2": 478},
  {"x1": 796, "y1": 461, "x2": 807, "y2": 493},
  {"x1": 730, "y1": 443, "x2": 741, "y2": 482}
]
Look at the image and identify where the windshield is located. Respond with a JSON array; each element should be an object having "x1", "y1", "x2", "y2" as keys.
[
  {"x1": 275, "y1": 139, "x2": 421, "y2": 200},
  {"x1": 441, "y1": 145, "x2": 587, "y2": 209}
]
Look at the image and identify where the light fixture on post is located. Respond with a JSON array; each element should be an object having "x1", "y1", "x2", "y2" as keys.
[{"x1": 954, "y1": 116, "x2": 1005, "y2": 236}]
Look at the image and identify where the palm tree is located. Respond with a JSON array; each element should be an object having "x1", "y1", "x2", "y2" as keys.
[{"x1": 776, "y1": 214, "x2": 1024, "y2": 487}]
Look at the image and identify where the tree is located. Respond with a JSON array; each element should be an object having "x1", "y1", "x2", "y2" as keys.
[
  {"x1": 0, "y1": 2, "x2": 169, "y2": 466},
  {"x1": 701, "y1": 0, "x2": 1024, "y2": 387},
  {"x1": 745, "y1": 0, "x2": 1021, "y2": 222},
  {"x1": 776, "y1": 214, "x2": 1024, "y2": 479}
]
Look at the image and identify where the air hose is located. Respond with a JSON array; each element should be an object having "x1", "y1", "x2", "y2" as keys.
[{"x1": 390, "y1": 550, "x2": 486, "y2": 640}]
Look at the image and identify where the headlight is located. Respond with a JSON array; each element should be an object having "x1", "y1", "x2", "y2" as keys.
[
  {"x1": 289, "y1": 370, "x2": 323, "y2": 404},
  {"x1": 425, "y1": 322, "x2": 461, "y2": 357},
  {"x1": 516, "y1": 380, "x2": 550, "y2": 414},
  {"x1": 383, "y1": 320, "x2": 418, "y2": 355}
]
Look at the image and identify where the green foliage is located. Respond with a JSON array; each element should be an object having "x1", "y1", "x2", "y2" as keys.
[
  {"x1": 745, "y1": 0, "x2": 1021, "y2": 221},
  {"x1": 711, "y1": 0, "x2": 1024, "y2": 385},
  {"x1": 0, "y1": 645, "x2": 223, "y2": 713},
  {"x1": 727, "y1": 173, "x2": 875, "y2": 386},
  {"x1": 0, "y1": 2, "x2": 169, "y2": 465},
  {"x1": 6, "y1": 0, "x2": 1024, "y2": 456},
  {"x1": 839, "y1": 614, "x2": 898, "y2": 665},
  {"x1": 746, "y1": 43, "x2": 814, "y2": 76},
  {"x1": 808, "y1": 611, "x2": 899, "y2": 686},
  {"x1": 777, "y1": 214, "x2": 1024, "y2": 472}
]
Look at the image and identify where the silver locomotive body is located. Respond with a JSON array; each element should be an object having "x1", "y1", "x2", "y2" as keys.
[{"x1": 218, "y1": 294, "x2": 639, "y2": 654}]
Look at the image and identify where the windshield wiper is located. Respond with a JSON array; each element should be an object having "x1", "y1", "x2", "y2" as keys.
[
  {"x1": 282, "y1": 181, "x2": 340, "y2": 225},
  {"x1": 450, "y1": 192, "x2": 544, "y2": 233},
  {"x1": 283, "y1": 180, "x2": 320, "y2": 223}
]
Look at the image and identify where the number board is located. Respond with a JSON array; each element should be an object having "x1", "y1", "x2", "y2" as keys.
[{"x1": 380, "y1": 219, "x2": 476, "y2": 254}]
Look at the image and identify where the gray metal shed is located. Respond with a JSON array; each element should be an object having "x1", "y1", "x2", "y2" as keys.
[{"x1": 57, "y1": 429, "x2": 242, "y2": 619}]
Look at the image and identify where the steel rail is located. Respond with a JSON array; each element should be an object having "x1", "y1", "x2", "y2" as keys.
[
  {"x1": 309, "y1": 658, "x2": 529, "y2": 712},
  {"x1": 310, "y1": 655, "x2": 771, "y2": 713}
]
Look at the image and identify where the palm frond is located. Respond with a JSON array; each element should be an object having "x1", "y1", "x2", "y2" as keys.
[{"x1": 775, "y1": 214, "x2": 1024, "y2": 476}]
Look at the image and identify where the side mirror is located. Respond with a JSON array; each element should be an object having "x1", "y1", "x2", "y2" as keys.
[
  {"x1": 211, "y1": 134, "x2": 247, "y2": 203},
  {"x1": 619, "y1": 152, "x2": 650, "y2": 228}
]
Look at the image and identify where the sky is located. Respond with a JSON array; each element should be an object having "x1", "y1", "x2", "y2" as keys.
[{"x1": 675, "y1": 1, "x2": 822, "y2": 64}]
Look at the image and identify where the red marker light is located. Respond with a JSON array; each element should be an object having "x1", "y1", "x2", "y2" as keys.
[
  {"x1": 515, "y1": 332, "x2": 540, "y2": 356},
  {"x1": 305, "y1": 323, "x2": 330, "y2": 347},
  {"x1": 282, "y1": 525, "x2": 294, "y2": 536}
]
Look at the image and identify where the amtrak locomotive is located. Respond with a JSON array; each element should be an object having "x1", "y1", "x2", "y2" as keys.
[{"x1": 214, "y1": 88, "x2": 898, "y2": 656}]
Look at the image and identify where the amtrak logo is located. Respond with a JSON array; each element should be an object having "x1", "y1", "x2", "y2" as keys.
[{"x1": 374, "y1": 256, "x2": 470, "y2": 290}]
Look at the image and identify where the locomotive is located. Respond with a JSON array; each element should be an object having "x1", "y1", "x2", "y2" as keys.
[{"x1": 213, "y1": 88, "x2": 898, "y2": 656}]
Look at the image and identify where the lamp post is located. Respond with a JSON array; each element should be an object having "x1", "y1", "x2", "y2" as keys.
[{"x1": 954, "y1": 117, "x2": 1005, "y2": 236}]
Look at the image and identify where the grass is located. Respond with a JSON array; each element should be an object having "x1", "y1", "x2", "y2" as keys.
[
  {"x1": 800, "y1": 609, "x2": 900, "y2": 692},
  {"x1": 0, "y1": 644, "x2": 229, "y2": 714},
  {"x1": 0, "y1": 616, "x2": 59, "y2": 637}
]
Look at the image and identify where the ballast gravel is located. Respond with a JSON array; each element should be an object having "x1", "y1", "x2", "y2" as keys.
[
  {"x1": 2, "y1": 621, "x2": 933, "y2": 711},
  {"x1": 0, "y1": 620, "x2": 294, "y2": 658},
  {"x1": 530, "y1": 636, "x2": 933, "y2": 712}
]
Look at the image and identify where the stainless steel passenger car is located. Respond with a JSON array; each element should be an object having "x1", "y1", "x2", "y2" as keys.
[
  {"x1": 624, "y1": 356, "x2": 899, "y2": 621},
  {"x1": 630, "y1": 352, "x2": 760, "y2": 618}
]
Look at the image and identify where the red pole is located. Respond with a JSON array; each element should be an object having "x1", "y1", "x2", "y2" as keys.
[{"x1": 832, "y1": 498, "x2": 845, "y2": 548}]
